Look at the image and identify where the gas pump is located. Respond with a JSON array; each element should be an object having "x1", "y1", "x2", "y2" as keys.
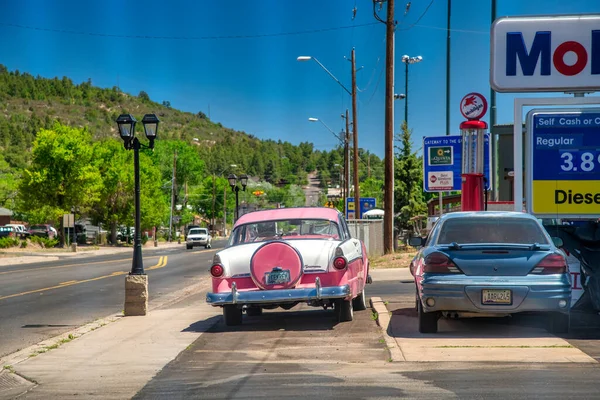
[{"x1": 459, "y1": 93, "x2": 488, "y2": 212}]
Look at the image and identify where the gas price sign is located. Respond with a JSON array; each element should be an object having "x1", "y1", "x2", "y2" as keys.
[{"x1": 526, "y1": 109, "x2": 600, "y2": 218}]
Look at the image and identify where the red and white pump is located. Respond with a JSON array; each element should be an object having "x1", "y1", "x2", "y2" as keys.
[{"x1": 459, "y1": 93, "x2": 488, "y2": 212}]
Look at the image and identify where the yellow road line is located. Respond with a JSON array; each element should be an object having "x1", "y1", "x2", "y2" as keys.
[
  {"x1": 0, "y1": 255, "x2": 168, "y2": 302},
  {"x1": 0, "y1": 271, "x2": 128, "y2": 302},
  {"x1": 0, "y1": 257, "x2": 143, "y2": 276},
  {"x1": 147, "y1": 256, "x2": 168, "y2": 270}
]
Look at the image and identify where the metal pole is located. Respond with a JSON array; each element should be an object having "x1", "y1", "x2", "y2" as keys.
[
  {"x1": 351, "y1": 48, "x2": 360, "y2": 220},
  {"x1": 383, "y1": 0, "x2": 395, "y2": 254},
  {"x1": 131, "y1": 137, "x2": 144, "y2": 275},
  {"x1": 345, "y1": 109, "x2": 350, "y2": 212},
  {"x1": 223, "y1": 186, "x2": 227, "y2": 236},
  {"x1": 168, "y1": 150, "x2": 176, "y2": 242},
  {"x1": 234, "y1": 186, "x2": 239, "y2": 222},
  {"x1": 439, "y1": 192, "x2": 443, "y2": 217},
  {"x1": 490, "y1": 0, "x2": 498, "y2": 200},
  {"x1": 446, "y1": 0, "x2": 451, "y2": 136},
  {"x1": 405, "y1": 61, "x2": 409, "y2": 125}
]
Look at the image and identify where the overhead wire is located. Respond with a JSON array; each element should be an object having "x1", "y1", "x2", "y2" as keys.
[
  {"x1": 397, "y1": 0, "x2": 436, "y2": 31},
  {"x1": 0, "y1": 21, "x2": 380, "y2": 40}
]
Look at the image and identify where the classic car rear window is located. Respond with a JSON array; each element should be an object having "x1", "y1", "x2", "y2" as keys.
[
  {"x1": 437, "y1": 217, "x2": 549, "y2": 245},
  {"x1": 229, "y1": 219, "x2": 340, "y2": 246}
]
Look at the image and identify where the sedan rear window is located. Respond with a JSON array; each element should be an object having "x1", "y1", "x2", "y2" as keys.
[{"x1": 437, "y1": 218, "x2": 549, "y2": 245}]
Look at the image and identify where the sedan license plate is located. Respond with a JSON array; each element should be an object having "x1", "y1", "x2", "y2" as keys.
[
  {"x1": 482, "y1": 289, "x2": 512, "y2": 305},
  {"x1": 266, "y1": 270, "x2": 290, "y2": 285}
]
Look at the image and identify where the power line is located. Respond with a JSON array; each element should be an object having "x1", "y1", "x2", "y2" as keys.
[
  {"x1": 0, "y1": 21, "x2": 379, "y2": 41},
  {"x1": 398, "y1": 0, "x2": 435, "y2": 31}
]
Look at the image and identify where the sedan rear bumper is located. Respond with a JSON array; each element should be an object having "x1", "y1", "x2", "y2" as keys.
[
  {"x1": 206, "y1": 278, "x2": 351, "y2": 306},
  {"x1": 419, "y1": 274, "x2": 571, "y2": 314}
]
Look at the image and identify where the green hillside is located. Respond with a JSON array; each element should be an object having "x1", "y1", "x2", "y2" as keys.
[{"x1": 0, "y1": 65, "x2": 387, "y2": 238}]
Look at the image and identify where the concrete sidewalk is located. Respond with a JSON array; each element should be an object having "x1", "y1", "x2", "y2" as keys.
[
  {"x1": 0, "y1": 284, "x2": 220, "y2": 399},
  {"x1": 369, "y1": 268, "x2": 597, "y2": 364}
]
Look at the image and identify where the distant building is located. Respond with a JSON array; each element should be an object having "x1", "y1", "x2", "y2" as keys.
[{"x1": 0, "y1": 207, "x2": 13, "y2": 226}]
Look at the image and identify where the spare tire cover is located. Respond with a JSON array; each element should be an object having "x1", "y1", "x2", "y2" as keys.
[{"x1": 250, "y1": 241, "x2": 303, "y2": 290}]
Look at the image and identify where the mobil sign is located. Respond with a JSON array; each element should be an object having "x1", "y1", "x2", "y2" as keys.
[{"x1": 491, "y1": 15, "x2": 600, "y2": 92}]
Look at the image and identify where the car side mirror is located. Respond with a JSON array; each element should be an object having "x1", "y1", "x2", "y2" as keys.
[
  {"x1": 551, "y1": 237, "x2": 564, "y2": 248},
  {"x1": 408, "y1": 237, "x2": 424, "y2": 247}
]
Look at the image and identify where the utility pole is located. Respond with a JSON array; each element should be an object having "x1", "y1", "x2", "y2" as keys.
[
  {"x1": 446, "y1": 0, "x2": 451, "y2": 136},
  {"x1": 168, "y1": 149, "x2": 177, "y2": 242},
  {"x1": 383, "y1": 0, "x2": 395, "y2": 254},
  {"x1": 351, "y1": 48, "x2": 360, "y2": 220},
  {"x1": 490, "y1": 0, "x2": 497, "y2": 200},
  {"x1": 344, "y1": 109, "x2": 350, "y2": 212},
  {"x1": 212, "y1": 173, "x2": 216, "y2": 232}
]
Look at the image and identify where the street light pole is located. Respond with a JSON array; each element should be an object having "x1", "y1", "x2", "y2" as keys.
[
  {"x1": 401, "y1": 54, "x2": 423, "y2": 125},
  {"x1": 132, "y1": 136, "x2": 143, "y2": 275},
  {"x1": 298, "y1": 54, "x2": 359, "y2": 219},
  {"x1": 228, "y1": 174, "x2": 248, "y2": 224},
  {"x1": 116, "y1": 113, "x2": 159, "y2": 317}
]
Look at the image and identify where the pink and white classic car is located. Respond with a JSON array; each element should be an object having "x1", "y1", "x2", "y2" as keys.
[{"x1": 206, "y1": 207, "x2": 371, "y2": 326}]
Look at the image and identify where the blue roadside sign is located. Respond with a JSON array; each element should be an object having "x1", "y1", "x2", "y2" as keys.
[
  {"x1": 526, "y1": 109, "x2": 600, "y2": 218},
  {"x1": 423, "y1": 134, "x2": 491, "y2": 192},
  {"x1": 346, "y1": 197, "x2": 376, "y2": 219}
]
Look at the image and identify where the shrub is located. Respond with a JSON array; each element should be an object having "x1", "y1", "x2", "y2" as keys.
[
  {"x1": 29, "y1": 236, "x2": 59, "y2": 248},
  {"x1": 20, "y1": 240, "x2": 27, "y2": 248},
  {"x1": 0, "y1": 237, "x2": 19, "y2": 248}
]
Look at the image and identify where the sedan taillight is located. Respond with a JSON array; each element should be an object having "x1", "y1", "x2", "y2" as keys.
[
  {"x1": 422, "y1": 252, "x2": 462, "y2": 274},
  {"x1": 531, "y1": 254, "x2": 567, "y2": 275},
  {"x1": 210, "y1": 264, "x2": 224, "y2": 277}
]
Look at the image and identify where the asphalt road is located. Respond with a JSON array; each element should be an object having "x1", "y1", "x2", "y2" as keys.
[
  {"x1": 0, "y1": 241, "x2": 226, "y2": 358},
  {"x1": 134, "y1": 271, "x2": 600, "y2": 399}
]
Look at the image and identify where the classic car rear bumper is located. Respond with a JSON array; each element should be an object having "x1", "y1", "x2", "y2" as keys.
[{"x1": 206, "y1": 278, "x2": 351, "y2": 306}]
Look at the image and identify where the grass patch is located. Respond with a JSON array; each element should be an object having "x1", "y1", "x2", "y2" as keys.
[
  {"x1": 3, "y1": 365, "x2": 14, "y2": 373},
  {"x1": 370, "y1": 250, "x2": 417, "y2": 269},
  {"x1": 371, "y1": 311, "x2": 379, "y2": 321},
  {"x1": 434, "y1": 345, "x2": 574, "y2": 349}
]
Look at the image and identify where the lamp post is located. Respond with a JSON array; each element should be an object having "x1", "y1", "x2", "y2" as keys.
[
  {"x1": 401, "y1": 54, "x2": 423, "y2": 125},
  {"x1": 116, "y1": 113, "x2": 159, "y2": 275},
  {"x1": 228, "y1": 174, "x2": 248, "y2": 223},
  {"x1": 298, "y1": 54, "x2": 360, "y2": 219},
  {"x1": 116, "y1": 113, "x2": 159, "y2": 317},
  {"x1": 308, "y1": 117, "x2": 347, "y2": 202}
]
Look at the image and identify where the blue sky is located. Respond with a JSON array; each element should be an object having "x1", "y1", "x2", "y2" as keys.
[{"x1": 1, "y1": 0, "x2": 599, "y2": 157}]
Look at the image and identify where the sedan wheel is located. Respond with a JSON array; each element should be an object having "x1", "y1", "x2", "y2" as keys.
[
  {"x1": 418, "y1": 298, "x2": 438, "y2": 334},
  {"x1": 334, "y1": 299, "x2": 353, "y2": 322},
  {"x1": 223, "y1": 305, "x2": 243, "y2": 326},
  {"x1": 352, "y1": 288, "x2": 367, "y2": 311}
]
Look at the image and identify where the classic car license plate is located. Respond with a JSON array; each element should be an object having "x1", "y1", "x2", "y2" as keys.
[
  {"x1": 482, "y1": 289, "x2": 512, "y2": 305},
  {"x1": 266, "y1": 270, "x2": 290, "y2": 285}
]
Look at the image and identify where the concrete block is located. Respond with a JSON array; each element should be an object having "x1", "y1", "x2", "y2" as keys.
[{"x1": 124, "y1": 275, "x2": 148, "y2": 316}]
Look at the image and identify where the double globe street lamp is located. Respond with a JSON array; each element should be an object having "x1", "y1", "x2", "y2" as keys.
[
  {"x1": 228, "y1": 174, "x2": 248, "y2": 223},
  {"x1": 116, "y1": 113, "x2": 159, "y2": 316},
  {"x1": 116, "y1": 115, "x2": 159, "y2": 275}
]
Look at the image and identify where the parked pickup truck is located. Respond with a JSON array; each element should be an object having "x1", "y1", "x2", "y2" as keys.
[{"x1": 4, "y1": 224, "x2": 30, "y2": 239}]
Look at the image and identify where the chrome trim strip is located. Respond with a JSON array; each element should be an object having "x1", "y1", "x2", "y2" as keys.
[
  {"x1": 231, "y1": 282, "x2": 238, "y2": 304},
  {"x1": 315, "y1": 277, "x2": 322, "y2": 299},
  {"x1": 206, "y1": 283, "x2": 351, "y2": 306}
]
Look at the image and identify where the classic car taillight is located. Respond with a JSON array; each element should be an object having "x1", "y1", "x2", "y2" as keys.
[
  {"x1": 210, "y1": 264, "x2": 224, "y2": 277},
  {"x1": 422, "y1": 252, "x2": 462, "y2": 274},
  {"x1": 333, "y1": 256, "x2": 347, "y2": 270},
  {"x1": 531, "y1": 254, "x2": 567, "y2": 275}
]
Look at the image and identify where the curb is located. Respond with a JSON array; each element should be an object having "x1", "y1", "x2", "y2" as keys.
[{"x1": 370, "y1": 296, "x2": 405, "y2": 362}]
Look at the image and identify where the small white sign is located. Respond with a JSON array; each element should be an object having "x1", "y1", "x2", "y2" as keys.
[
  {"x1": 428, "y1": 171, "x2": 453, "y2": 191},
  {"x1": 491, "y1": 15, "x2": 600, "y2": 92}
]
